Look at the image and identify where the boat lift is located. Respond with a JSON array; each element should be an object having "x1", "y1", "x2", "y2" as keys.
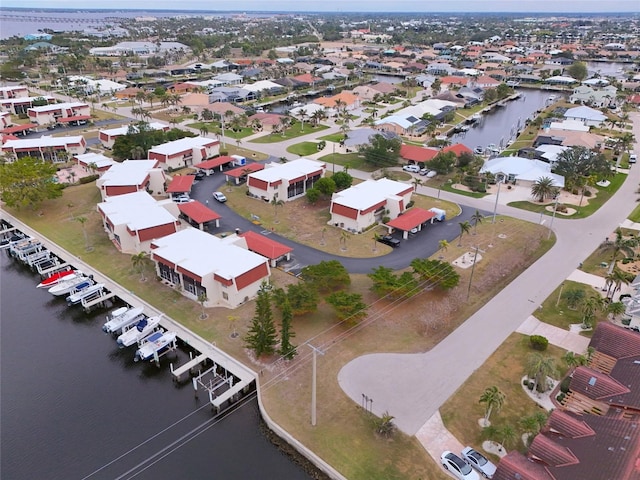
[
  {"x1": 192, "y1": 363, "x2": 236, "y2": 411},
  {"x1": 81, "y1": 288, "x2": 116, "y2": 313}
]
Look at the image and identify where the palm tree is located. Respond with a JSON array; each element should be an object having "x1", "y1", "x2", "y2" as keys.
[
  {"x1": 604, "y1": 267, "x2": 630, "y2": 300},
  {"x1": 471, "y1": 209, "x2": 483, "y2": 235},
  {"x1": 199, "y1": 124, "x2": 209, "y2": 137},
  {"x1": 580, "y1": 294, "x2": 606, "y2": 329},
  {"x1": 607, "y1": 301, "x2": 626, "y2": 322},
  {"x1": 131, "y1": 252, "x2": 147, "y2": 282},
  {"x1": 197, "y1": 293, "x2": 208, "y2": 320},
  {"x1": 271, "y1": 197, "x2": 284, "y2": 223},
  {"x1": 279, "y1": 116, "x2": 290, "y2": 137},
  {"x1": 411, "y1": 177, "x2": 422, "y2": 192},
  {"x1": 563, "y1": 351, "x2": 587, "y2": 369},
  {"x1": 298, "y1": 108, "x2": 307, "y2": 132},
  {"x1": 228, "y1": 315, "x2": 239, "y2": 338},
  {"x1": 526, "y1": 353, "x2": 557, "y2": 393},
  {"x1": 438, "y1": 239, "x2": 449, "y2": 259},
  {"x1": 499, "y1": 424, "x2": 517, "y2": 450},
  {"x1": 75, "y1": 216, "x2": 91, "y2": 251},
  {"x1": 478, "y1": 386, "x2": 505, "y2": 426},
  {"x1": 340, "y1": 230, "x2": 349, "y2": 251},
  {"x1": 457, "y1": 221, "x2": 471, "y2": 247},
  {"x1": 600, "y1": 228, "x2": 637, "y2": 274},
  {"x1": 530, "y1": 176, "x2": 558, "y2": 202}
]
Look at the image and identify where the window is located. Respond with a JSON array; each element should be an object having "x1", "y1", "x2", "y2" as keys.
[
  {"x1": 287, "y1": 179, "x2": 304, "y2": 198},
  {"x1": 222, "y1": 292, "x2": 228, "y2": 300}
]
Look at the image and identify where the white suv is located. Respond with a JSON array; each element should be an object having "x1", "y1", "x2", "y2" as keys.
[
  {"x1": 402, "y1": 164, "x2": 420, "y2": 173},
  {"x1": 172, "y1": 195, "x2": 192, "y2": 204}
]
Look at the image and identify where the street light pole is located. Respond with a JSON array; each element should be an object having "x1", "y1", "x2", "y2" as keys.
[
  {"x1": 492, "y1": 181, "x2": 502, "y2": 224},
  {"x1": 548, "y1": 195, "x2": 559, "y2": 240},
  {"x1": 556, "y1": 282, "x2": 565, "y2": 307},
  {"x1": 309, "y1": 344, "x2": 325, "y2": 426}
]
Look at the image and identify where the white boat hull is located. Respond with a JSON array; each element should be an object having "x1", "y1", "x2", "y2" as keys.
[
  {"x1": 66, "y1": 284, "x2": 105, "y2": 305},
  {"x1": 117, "y1": 315, "x2": 161, "y2": 347},
  {"x1": 49, "y1": 277, "x2": 92, "y2": 296},
  {"x1": 134, "y1": 331, "x2": 177, "y2": 362},
  {"x1": 102, "y1": 306, "x2": 145, "y2": 334}
]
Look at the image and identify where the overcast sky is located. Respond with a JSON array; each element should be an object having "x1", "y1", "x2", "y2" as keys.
[{"x1": 3, "y1": 0, "x2": 639, "y2": 13}]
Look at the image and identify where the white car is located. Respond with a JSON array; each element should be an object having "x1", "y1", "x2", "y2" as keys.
[
  {"x1": 212, "y1": 191, "x2": 227, "y2": 203},
  {"x1": 172, "y1": 195, "x2": 192, "y2": 204},
  {"x1": 461, "y1": 447, "x2": 496, "y2": 479},
  {"x1": 441, "y1": 451, "x2": 480, "y2": 480},
  {"x1": 425, "y1": 170, "x2": 437, "y2": 178},
  {"x1": 402, "y1": 164, "x2": 420, "y2": 173}
]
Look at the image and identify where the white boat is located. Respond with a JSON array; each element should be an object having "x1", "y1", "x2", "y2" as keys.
[
  {"x1": 117, "y1": 315, "x2": 162, "y2": 347},
  {"x1": 102, "y1": 306, "x2": 145, "y2": 335},
  {"x1": 134, "y1": 331, "x2": 177, "y2": 362},
  {"x1": 66, "y1": 283, "x2": 105, "y2": 305},
  {"x1": 49, "y1": 276, "x2": 92, "y2": 296}
]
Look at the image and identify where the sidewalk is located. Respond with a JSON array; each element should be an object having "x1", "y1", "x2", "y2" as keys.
[
  {"x1": 516, "y1": 316, "x2": 590, "y2": 353},
  {"x1": 566, "y1": 268, "x2": 635, "y2": 299}
]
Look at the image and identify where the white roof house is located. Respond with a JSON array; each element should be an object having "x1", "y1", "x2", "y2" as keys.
[
  {"x1": 96, "y1": 159, "x2": 166, "y2": 199},
  {"x1": 75, "y1": 152, "x2": 115, "y2": 173},
  {"x1": 247, "y1": 158, "x2": 326, "y2": 202},
  {"x1": 68, "y1": 75, "x2": 126, "y2": 94},
  {"x1": 2, "y1": 135, "x2": 86, "y2": 162},
  {"x1": 241, "y1": 80, "x2": 283, "y2": 93},
  {"x1": 534, "y1": 145, "x2": 571, "y2": 165},
  {"x1": 97, "y1": 191, "x2": 179, "y2": 254},
  {"x1": 564, "y1": 106, "x2": 607, "y2": 127},
  {"x1": 545, "y1": 76, "x2": 578, "y2": 85},
  {"x1": 547, "y1": 119, "x2": 590, "y2": 132},
  {"x1": 99, "y1": 122, "x2": 169, "y2": 149},
  {"x1": 150, "y1": 228, "x2": 270, "y2": 309},
  {"x1": 148, "y1": 136, "x2": 220, "y2": 170},
  {"x1": 480, "y1": 156, "x2": 565, "y2": 188},
  {"x1": 330, "y1": 178, "x2": 413, "y2": 233}
]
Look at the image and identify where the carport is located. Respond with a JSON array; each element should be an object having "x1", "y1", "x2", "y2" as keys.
[
  {"x1": 195, "y1": 155, "x2": 235, "y2": 175},
  {"x1": 177, "y1": 201, "x2": 221, "y2": 230},
  {"x1": 167, "y1": 175, "x2": 195, "y2": 197},
  {"x1": 238, "y1": 230, "x2": 293, "y2": 267},
  {"x1": 0, "y1": 123, "x2": 38, "y2": 136},
  {"x1": 57, "y1": 115, "x2": 92, "y2": 126},
  {"x1": 386, "y1": 208, "x2": 436, "y2": 239},
  {"x1": 225, "y1": 163, "x2": 264, "y2": 185}
]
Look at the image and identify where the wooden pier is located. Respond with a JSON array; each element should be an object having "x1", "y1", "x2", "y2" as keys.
[{"x1": 171, "y1": 352, "x2": 209, "y2": 382}]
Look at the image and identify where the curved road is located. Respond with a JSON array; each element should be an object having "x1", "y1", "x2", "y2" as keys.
[{"x1": 338, "y1": 114, "x2": 640, "y2": 435}]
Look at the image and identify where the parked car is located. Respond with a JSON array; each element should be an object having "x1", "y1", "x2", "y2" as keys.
[
  {"x1": 461, "y1": 447, "x2": 496, "y2": 479},
  {"x1": 377, "y1": 235, "x2": 401, "y2": 248},
  {"x1": 630, "y1": 153, "x2": 637, "y2": 164},
  {"x1": 419, "y1": 168, "x2": 429, "y2": 176},
  {"x1": 172, "y1": 195, "x2": 192, "y2": 204},
  {"x1": 402, "y1": 164, "x2": 420, "y2": 173},
  {"x1": 212, "y1": 191, "x2": 227, "y2": 203},
  {"x1": 425, "y1": 170, "x2": 437, "y2": 178},
  {"x1": 441, "y1": 451, "x2": 480, "y2": 480},
  {"x1": 193, "y1": 170, "x2": 205, "y2": 180}
]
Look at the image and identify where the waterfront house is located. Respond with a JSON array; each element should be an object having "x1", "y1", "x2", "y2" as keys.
[
  {"x1": 96, "y1": 159, "x2": 166, "y2": 200},
  {"x1": 150, "y1": 228, "x2": 271, "y2": 309},
  {"x1": 247, "y1": 158, "x2": 326, "y2": 202},
  {"x1": 148, "y1": 136, "x2": 220, "y2": 170},
  {"x1": 563, "y1": 106, "x2": 607, "y2": 127},
  {"x1": 569, "y1": 85, "x2": 617, "y2": 108},
  {"x1": 479, "y1": 156, "x2": 565, "y2": 188},
  {"x1": 98, "y1": 122, "x2": 169, "y2": 149},
  {"x1": 97, "y1": 191, "x2": 181, "y2": 254},
  {"x1": 329, "y1": 178, "x2": 413, "y2": 233},
  {"x1": 1, "y1": 135, "x2": 86, "y2": 162}
]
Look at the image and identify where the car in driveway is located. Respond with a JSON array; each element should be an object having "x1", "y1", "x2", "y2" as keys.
[
  {"x1": 192, "y1": 170, "x2": 205, "y2": 180},
  {"x1": 441, "y1": 451, "x2": 480, "y2": 480},
  {"x1": 377, "y1": 235, "x2": 401, "y2": 248},
  {"x1": 172, "y1": 195, "x2": 192, "y2": 204},
  {"x1": 402, "y1": 164, "x2": 420, "y2": 173},
  {"x1": 461, "y1": 447, "x2": 496, "y2": 479},
  {"x1": 212, "y1": 191, "x2": 227, "y2": 203}
]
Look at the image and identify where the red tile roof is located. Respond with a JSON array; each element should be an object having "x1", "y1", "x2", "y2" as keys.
[
  {"x1": 400, "y1": 144, "x2": 438, "y2": 163},
  {"x1": 166, "y1": 175, "x2": 195, "y2": 193},
  {"x1": 239, "y1": 230, "x2": 292, "y2": 259},
  {"x1": 570, "y1": 366, "x2": 630, "y2": 401},
  {"x1": 57, "y1": 115, "x2": 91, "y2": 123},
  {"x1": 177, "y1": 201, "x2": 220, "y2": 224},
  {"x1": 589, "y1": 322, "x2": 640, "y2": 359},
  {"x1": 546, "y1": 408, "x2": 595, "y2": 438},
  {"x1": 0, "y1": 123, "x2": 37, "y2": 134},
  {"x1": 386, "y1": 208, "x2": 436, "y2": 231},
  {"x1": 529, "y1": 434, "x2": 579, "y2": 467},
  {"x1": 196, "y1": 156, "x2": 234, "y2": 170},
  {"x1": 225, "y1": 163, "x2": 264, "y2": 178},
  {"x1": 442, "y1": 143, "x2": 473, "y2": 156}
]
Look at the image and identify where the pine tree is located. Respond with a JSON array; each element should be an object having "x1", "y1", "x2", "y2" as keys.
[
  {"x1": 245, "y1": 284, "x2": 277, "y2": 357},
  {"x1": 279, "y1": 299, "x2": 297, "y2": 360}
]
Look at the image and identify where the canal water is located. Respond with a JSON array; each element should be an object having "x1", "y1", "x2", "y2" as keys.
[
  {"x1": 0, "y1": 253, "x2": 312, "y2": 480},
  {"x1": 450, "y1": 88, "x2": 562, "y2": 153}
]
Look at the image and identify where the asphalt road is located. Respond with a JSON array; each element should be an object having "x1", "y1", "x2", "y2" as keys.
[
  {"x1": 338, "y1": 113, "x2": 640, "y2": 435},
  {"x1": 188, "y1": 165, "x2": 484, "y2": 275}
]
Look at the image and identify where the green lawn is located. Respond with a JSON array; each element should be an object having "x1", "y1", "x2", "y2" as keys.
[
  {"x1": 187, "y1": 121, "x2": 254, "y2": 139},
  {"x1": 534, "y1": 280, "x2": 601, "y2": 334},
  {"x1": 318, "y1": 133, "x2": 344, "y2": 143},
  {"x1": 508, "y1": 173, "x2": 627, "y2": 219},
  {"x1": 629, "y1": 203, "x2": 640, "y2": 223},
  {"x1": 318, "y1": 152, "x2": 379, "y2": 172},
  {"x1": 250, "y1": 124, "x2": 329, "y2": 143},
  {"x1": 441, "y1": 182, "x2": 487, "y2": 198},
  {"x1": 286, "y1": 141, "x2": 321, "y2": 156}
]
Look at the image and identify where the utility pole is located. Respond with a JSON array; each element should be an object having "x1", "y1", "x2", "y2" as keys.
[
  {"x1": 556, "y1": 282, "x2": 565, "y2": 307},
  {"x1": 492, "y1": 181, "x2": 502, "y2": 224},
  {"x1": 548, "y1": 195, "x2": 559, "y2": 240},
  {"x1": 309, "y1": 344, "x2": 325, "y2": 426},
  {"x1": 466, "y1": 245, "x2": 480, "y2": 302}
]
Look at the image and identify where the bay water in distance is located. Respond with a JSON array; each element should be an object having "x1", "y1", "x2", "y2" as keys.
[{"x1": 0, "y1": 252, "x2": 312, "y2": 480}]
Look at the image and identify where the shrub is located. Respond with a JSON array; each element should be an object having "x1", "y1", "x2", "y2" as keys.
[
  {"x1": 219, "y1": 150, "x2": 229, "y2": 156},
  {"x1": 583, "y1": 189, "x2": 592, "y2": 197},
  {"x1": 382, "y1": 216, "x2": 391, "y2": 224},
  {"x1": 79, "y1": 174, "x2": 99, "y2": 184},
  {"x1": 529, "y1": 335, "x2": 549, "y2": 351},
  {"x1": 559, "y1": 376, "x2": 571, "y2": 393},
  {"x1": 556, "y1": 393, "x2": 566, "y2": 403},
  {"x1": 556, "y1": 204, "x2": 568, "y2": 213},
  {"x1": 527, "y1": 381, "x2": 534, "y2": 390},
  {"x1": 406, "y1": 200, "x2": 415, "y2": 208},
  {"x1": 522, "y1": 378, "x2": 529, "y2": 386}
]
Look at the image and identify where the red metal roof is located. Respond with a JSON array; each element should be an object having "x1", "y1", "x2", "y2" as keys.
[
  {"x1": 177, "y1": 201, "x2": 220, "y2": 224},
  {"x1": 442, "y1": 143, "x2": 473, "y2": 156},
  {"x1": 226, "y1": 163, "x2": 264, "y2": 178},
  {"x1": 166, "y1": 175, "x2": 195, "y2": 193},
  {"x1": 0, "y1": 123, "x2": 37, "y2": 134},
  {"x1": 386, "y1": 208, "x2": 436, "y2": 231},
  {"x1": 239, "y1": 230, "x2": 292, "y2": 259},
  {"x1": 57, "y1": 115, "x2": 91, "y2": 123},
  {"x1": 589, "y1": 322, "x2": 640, "y2": 359},
  {"x1": 400, "y1": 144, "x2": 439, "y2": 163},
  {"x1": 196, "y1": 155, "x2": 234, "y2": 170}
]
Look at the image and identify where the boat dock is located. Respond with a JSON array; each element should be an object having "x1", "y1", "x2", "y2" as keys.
[
  {"x1": 171, "y1": 352, "x2": 209, "y2": 382},
  {"x1": 2, "y1": 213, "x2": 257, "y2": 415}
]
